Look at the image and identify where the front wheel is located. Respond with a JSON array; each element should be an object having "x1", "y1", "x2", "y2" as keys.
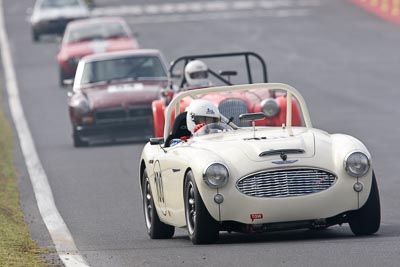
[
  {"x1": 184, "y1": 171, "x2": 219, "y2": 244},
  {"x1": 349, "y1": 172, "x2": 381, "y2": 235},
  {"x1": 142, "y1": 168, "x2": 174, "y2": 239},
  {"x1": 32, "y1": 29, "x2": 40, "y2": 42},
  {"x1": 73, "y1": 131, "x2": 89, "y2": 147},
  {"x1": 59, "y1": 67, "x2": 67, "y2": 87}
]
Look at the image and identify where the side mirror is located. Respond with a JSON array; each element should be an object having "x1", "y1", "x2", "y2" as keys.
[
  {"x1": 239, "y1": 112, "x2": 266, "y2": 122},
  {"x1": 150, "y1": 137, "x2": 164, "y2": 145},
  {"x1": 161, "y1": 88, "x2": 174, "y2": 98},
  {"x1": 63, "y1": 79, "x2": 74, "y2": 88},
  {"x1": 219, "y1": 70, "x2": 237, "y2": 77},
  {"x1": 170, "y1": 71, "x2": 182, "y2": 79},
  {"x1": 219, "y1": 70, "x2": 237, "y2": 83},
  {"x1": 239, "y1": 113, "x2": 266, "y2": 139}
]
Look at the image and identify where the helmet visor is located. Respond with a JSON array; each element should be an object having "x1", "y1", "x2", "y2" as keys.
[
  {"x1": 193, "y1": 115, "x2": 219, "y2": 125},
  {"x1": 189, "y1": 71, "x2": 208, "y2": 79}
]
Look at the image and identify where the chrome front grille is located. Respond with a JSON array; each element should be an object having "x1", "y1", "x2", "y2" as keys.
[
  {"x1": 95, "y1": 106, "x2": 152, "y2": 123},
  {"x1": 218, "y1": 98, "x2": 249, "y2": 127},
  {"x1": 236, "y1": 168, "x2": 337, "y2": 198}
]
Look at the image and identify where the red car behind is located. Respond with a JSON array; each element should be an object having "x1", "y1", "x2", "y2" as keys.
[
  {"x1": 57, "y1": 17, "x2": 139, "y2": 86},
  {"x1": 152, "y1": 52, "x2": 302, "y2": 137}
]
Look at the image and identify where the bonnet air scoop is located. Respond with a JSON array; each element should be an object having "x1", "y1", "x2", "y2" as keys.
[
  {"x1": 234, "y1": 129, "x2": 315, "y2": 162},
  {"x1": 259, "y1": 149, "x2": 305, "y2": 157}
]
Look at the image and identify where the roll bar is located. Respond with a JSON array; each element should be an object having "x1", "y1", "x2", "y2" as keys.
[{"x1": 168, "y1": 51, "x2": 268, "y2": 89}]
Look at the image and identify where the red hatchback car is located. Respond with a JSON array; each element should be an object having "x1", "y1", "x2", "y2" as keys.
[{"x1": 57, "y1": 17, "x2": 139, "y2": 86}]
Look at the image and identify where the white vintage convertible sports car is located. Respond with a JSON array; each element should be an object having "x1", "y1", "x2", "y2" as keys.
[{"x1": 139, "y1": 83, "x2": 380, "y2": 244}]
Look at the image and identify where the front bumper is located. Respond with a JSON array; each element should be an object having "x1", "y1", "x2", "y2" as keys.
[
  {"x1": 33, "y1": 17, "x2": 85, "y2": 35},
  {"x1": 74, "y1": 117, "x2": 154, "y2": 143}
]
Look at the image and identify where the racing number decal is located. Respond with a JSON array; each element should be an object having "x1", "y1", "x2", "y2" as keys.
[{"x1": 153, "y1": 161, "x2": 167, "y2": 215}]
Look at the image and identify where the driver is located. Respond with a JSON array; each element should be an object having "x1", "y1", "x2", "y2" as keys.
[
  {"x1": 184, "y1": 60, "x2": 212, "y2": 88},
  {"x1": 186, "y1": 99, "x2": 220, "y2": 135},
  {"x1": 169, "y1": 99, "x2": 220, "y2": 147}
]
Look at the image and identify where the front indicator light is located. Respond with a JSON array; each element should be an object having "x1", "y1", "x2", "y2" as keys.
[
  {"x1": 353, "y1": 182, "x2": 363, "y2": 192},
  {"x1": 81, "y1": 116, "x2": 94, "y2": 124},
  {"x1": 214, "y1": 194, "x2": 224, "y2": 204}
]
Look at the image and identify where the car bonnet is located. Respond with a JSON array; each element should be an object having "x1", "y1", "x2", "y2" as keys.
[
  {"x1": 83, "y1": 81, "x2": 164, "y2": 109},
  {"x1": 190, "y1": 128, "x2": 316, "y2": 162}
]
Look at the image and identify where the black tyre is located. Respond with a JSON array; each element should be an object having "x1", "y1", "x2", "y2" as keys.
[
  {"x1": 184, "y1": 171, "x2": 219, "y2": 244},
  {"x1": 142, "y1": 168, "x2": 174, "y2": 239},
  {"x1": 73, "y1": 131, "x2": 89, "y2": 147},
  {"x1": 349, "y1": 172, "x2": 381, "y2": 235},
  {"x1": 32, "y1": 29, "x2": 39, "y2": 42},
  {"x1": 59, "y1": 67, "x2": 66, "y2": 87}
]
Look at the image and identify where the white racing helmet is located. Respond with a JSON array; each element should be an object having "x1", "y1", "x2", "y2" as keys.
[
  {"x1": 184, "y1": 60, "x2": 210, "y2": 87},
  {"x1": 186, "y1": 99, "x2": 220, "y2": 134}
]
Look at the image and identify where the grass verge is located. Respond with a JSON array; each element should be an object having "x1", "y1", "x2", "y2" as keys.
[{"x1": 0, "y1": 108, "x2": 46, "y2": 266}]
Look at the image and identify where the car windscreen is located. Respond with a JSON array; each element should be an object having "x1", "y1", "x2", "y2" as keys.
[
  {"x1": 80, "y1": 56, "x2": 167, "y2": 86},
  {"x1": 66, "y1": 22, "x2": 129, "y2": 43},
  {"x1": 189, "y1": 89, "x2": 306, "y2": 129},
  {"x1": 40, "y1": 0, "x2": 80, "y2": 8},
  {"x1": 194, "y1": 122, "x2": 233, "y2": 136}
]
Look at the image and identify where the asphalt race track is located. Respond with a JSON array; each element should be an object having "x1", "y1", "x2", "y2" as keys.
[{"x1": 2, "y1": 0, "x2": 400, "y2": 266}]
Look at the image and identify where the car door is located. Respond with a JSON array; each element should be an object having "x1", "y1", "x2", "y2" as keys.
[{"x1": 153, "y1": 143, "x2": 189, "y2": 227}]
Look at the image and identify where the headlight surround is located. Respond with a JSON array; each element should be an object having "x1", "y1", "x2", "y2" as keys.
[
  {"x1": 344, "y1": 151, "x2": 370, "y2": 177},
  {"x1": 71, "y1": 94, "x2": 90, "y2": 116},
  {"x1": 261, "y1": 98, "x2": 279, "y2": 117},
  {"x1": 75, "y1": 99, "x2": 90, "y2": 116},
  {"x1": 203, "y1": 163, "x2": 229, "y2": 189}
]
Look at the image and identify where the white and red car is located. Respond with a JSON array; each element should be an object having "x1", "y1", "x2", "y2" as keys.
[{"x1": 57, "y1": 17, "x2": 139, "y2": 86}]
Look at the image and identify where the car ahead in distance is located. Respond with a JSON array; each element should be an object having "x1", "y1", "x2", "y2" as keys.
[
  {"x1": 57, "y1": 17, "x2": 139, "y2": 86},
  {"x1": 30, "y1": 0, "x2": 89, "y2": 42},
  {"x1": 140, "y1": 83, "x2": 380, "y2": 244},
  {"x1": 152, "y1": 52, "x2": 302, "y2": 137},
  {"x1": 68, "y1": 49, "x2": 168, "y2": 147}
]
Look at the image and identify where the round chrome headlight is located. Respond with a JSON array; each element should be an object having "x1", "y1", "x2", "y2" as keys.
[
  {"x1": 261, "y1": 98, "x2": 279, "y2": 117},
  {"x1": 203, "y1": 163, "x2": 229, "y2": 189},
  {"x1": 344, "y1": 152, "x2": 370, "y2": 177}
]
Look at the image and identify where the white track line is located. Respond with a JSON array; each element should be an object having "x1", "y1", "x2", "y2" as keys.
[
  {"x1": 125, "y1": 9, "x2": 309, "y2": 25},
  {"x1": 91, "y1": 0, "x2": 321, "y2": 17},
  {"x1": 0, "y1": 1, "x2": 89, "y2": 266}
]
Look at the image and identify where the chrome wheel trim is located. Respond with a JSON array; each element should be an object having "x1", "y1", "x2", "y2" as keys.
[
  {"x1": 144, "y1": 178, "x2": 153, "y2": 230},
  {"x1": 186, "y1": 181, "x2": 196, "y2": 235}
]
